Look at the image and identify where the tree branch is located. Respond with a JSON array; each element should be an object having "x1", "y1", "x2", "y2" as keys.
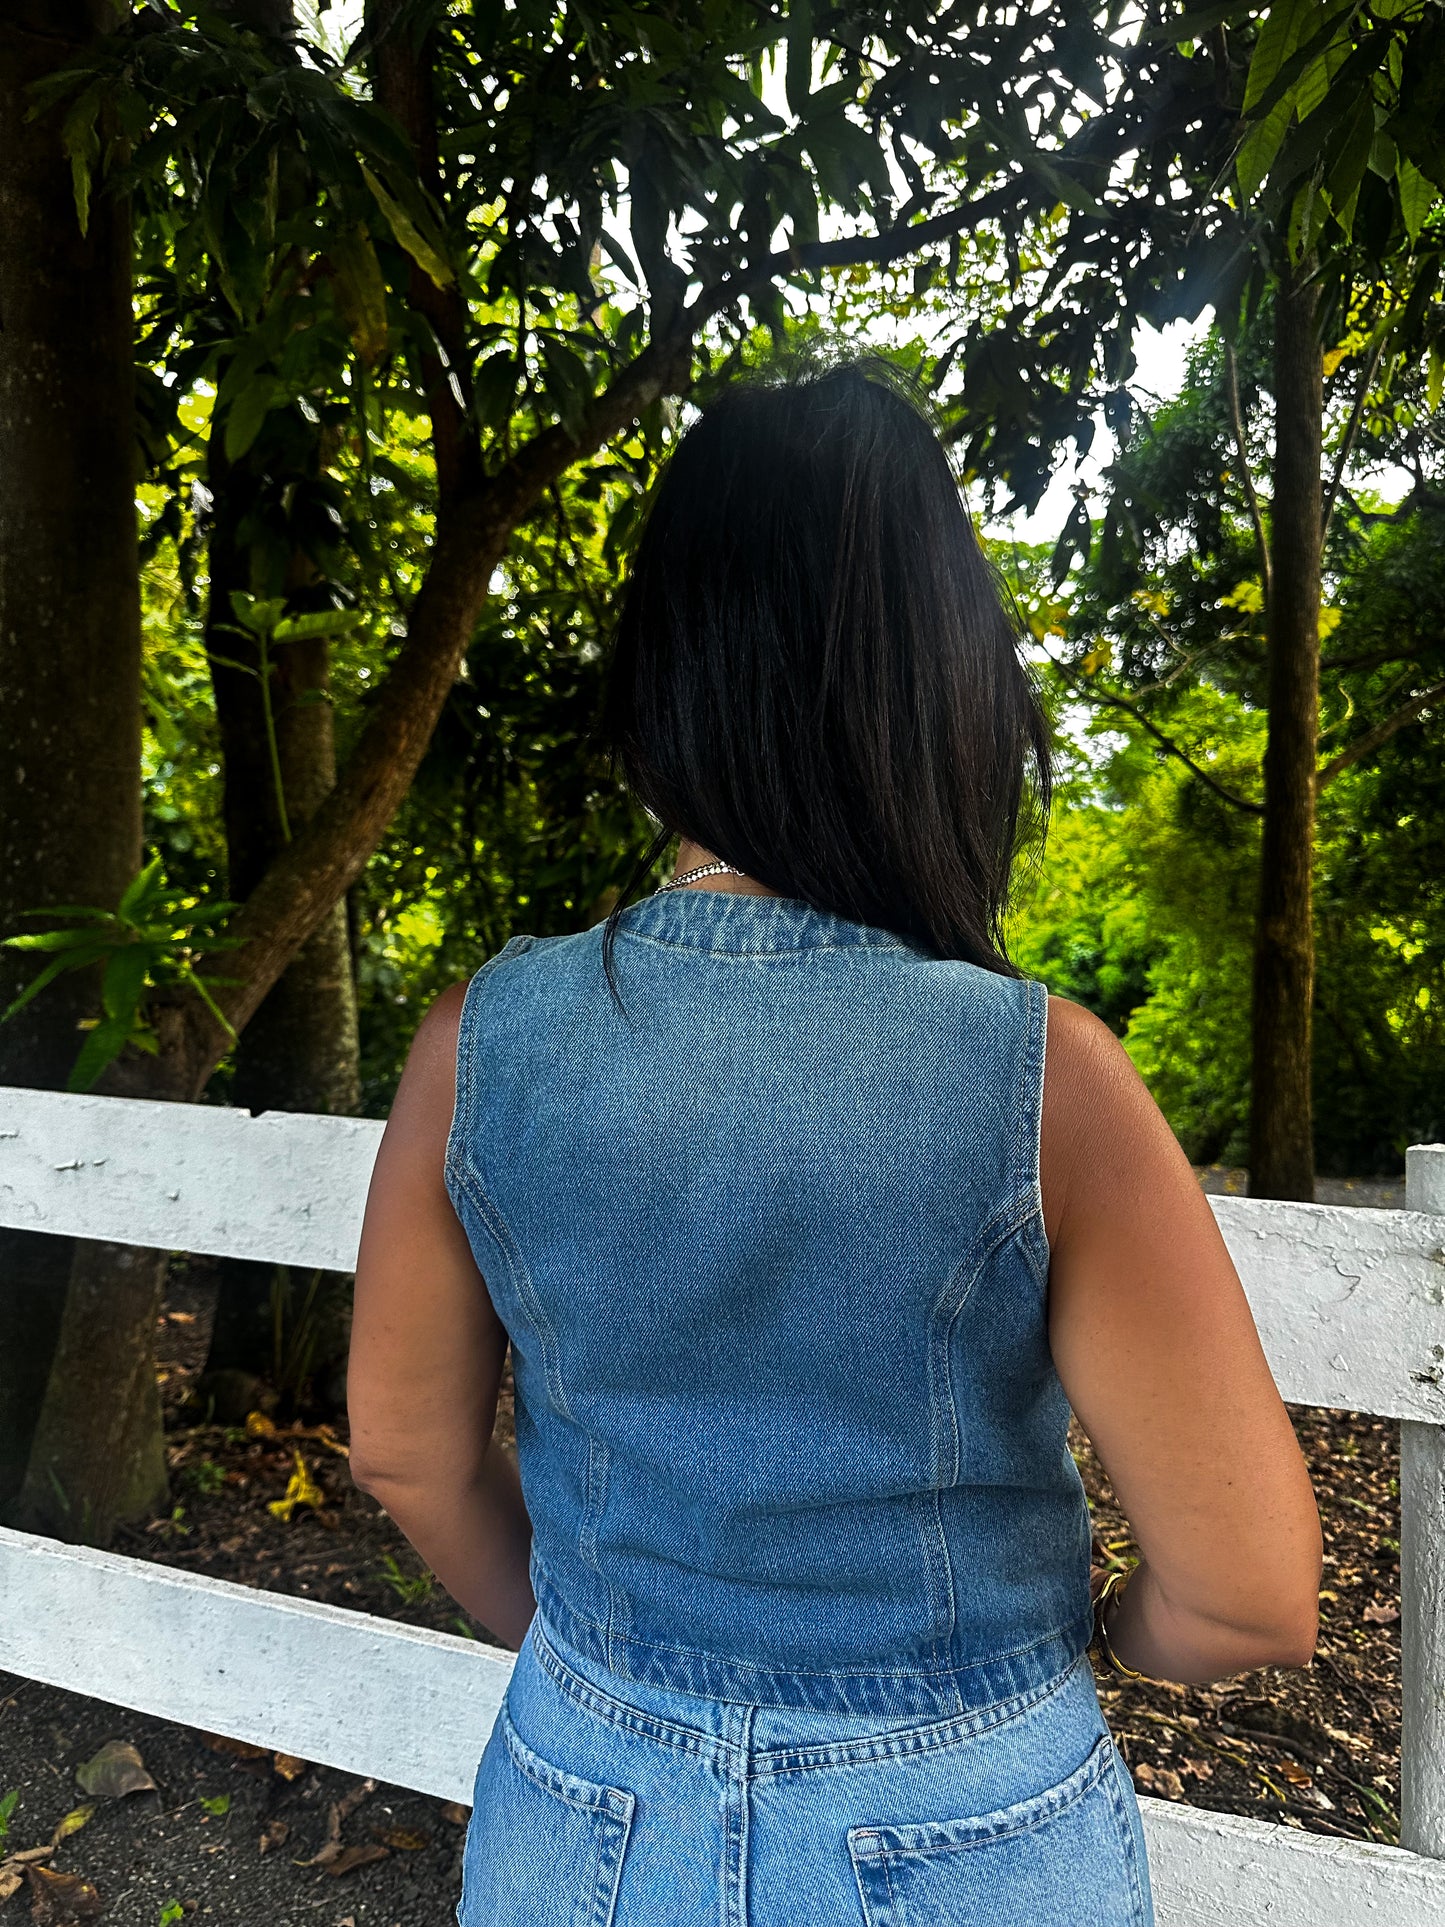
[
  {"x1": 1321, "y1": 642, "x2": 1432, "y2": 675},
  {"x1": 368, "y1": 0, "x2": 476, "y2": 504},
  {"x1": 1223, "y1": 339, "x2": 1272, "y2": 609},
  {"x1": 175, "y1": 328, "x2": 696, "y2": 1090},
  {"x1": 685, "y1": 172, "x2": 1045, "y2": 334},
  {"x1": 1041, "y1": 649, "x2": 1264, "y2": 815},
  {"x1": 1321, "y1": 339, "x2": 1383, "y2": 542},
  {"x1": 1316, "y1": 677, "x2": 1445, "y2": 790}
]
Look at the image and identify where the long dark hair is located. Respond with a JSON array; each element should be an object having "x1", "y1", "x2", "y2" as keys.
[{"x1": 592, "y1": 354, "x2": 1053, "y2": 1008}]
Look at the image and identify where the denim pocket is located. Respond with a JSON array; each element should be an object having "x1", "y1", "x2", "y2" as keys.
[
  {"x1": 847, "y1": 1733, "x2": 1149, "y2": 1927},
  {"x1": 456, "y1": 1705, "x2": 636, "y2": 1927}
]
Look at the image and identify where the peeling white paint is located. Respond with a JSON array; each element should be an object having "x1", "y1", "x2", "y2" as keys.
[
  {"x1": 0, "y1": 1085, "x2": 383, "y2": 1270},
  {"x1": 0, "y1": 1526, "x2": 508, "y2": 1805}
]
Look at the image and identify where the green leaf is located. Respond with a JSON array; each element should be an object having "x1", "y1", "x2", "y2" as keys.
[
  {"x1": 786, "y1": 0, "x2": 813, "y2": 120},
  {"x1": 67, "y1": 1014, "x2": 137, "y2": 1094},
  {"x1": 539, "y1": 336, "x2": 593, "y2": 440},
  {"x1": 328, "y1": 225, "x2": 390, "y2": 365},
  {"x1": 60, "y1": 84, "x2": 102, "y2": 238},
  {"x1": 7, "y1": 903, "x2": 112, "y2": 919},
  {"x1": 117, "y1": 856, "x2": 166, "y2": 923},
  {"x1": 472, "y1": 349, "x2": 520, "y2": 433},
  {"x1": 224, "y1": 375, "x2": 278, "y2": 463},
  {"x1": 1398, "y1": 157, "x2": 1437, "y2": 243},
  {"x1": 271, "y1": 610, "x2": 363, "y2": 643},
  {"x1": 1236, "y1": 94, "x2": 1294, "y2": 203},
  {"x1": 1322, "y1": 92, "x2": 1377, "y2": 239},
  {"x1": 0, "y1": 952, "x2": 87, "y2": 1026},
  {"x1": 227, "y1": 592, "x2": 286, "y2": 635},
  {"x1": 2, "y1": 927, "x2": 113, "y2": 954},
  {"x1": 100, "y1": 945, "x2": 152, "y2": 1025},
  {"x1": 1429, "y1": 340, "x2": 1444, "y2": 415},
  {"x1": 360, "y1": 163, "x2": 453, "y2": 290},
  {"x1": 1242, "y1": 0, "x2": 1312, "y2": 114}
]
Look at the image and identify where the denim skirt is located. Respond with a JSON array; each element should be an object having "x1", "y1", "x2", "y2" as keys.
[{"x1": 457, "y1": 1611, "x2": 1155, "y2": 1927}]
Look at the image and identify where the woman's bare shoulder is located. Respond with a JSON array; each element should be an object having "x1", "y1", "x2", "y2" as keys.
[{"x1": 1039, "y1": 992, "x2": 1181, "y2": 1249}]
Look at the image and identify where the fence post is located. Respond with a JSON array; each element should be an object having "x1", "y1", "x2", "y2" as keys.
[{"x1": 1402, "y1": 1142, "x2": 1445, "y2": 1859}]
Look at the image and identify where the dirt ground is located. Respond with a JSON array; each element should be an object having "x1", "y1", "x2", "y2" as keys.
[{"x1": 0, "y1": 1166, "x2": 1409, "y2": 1920}]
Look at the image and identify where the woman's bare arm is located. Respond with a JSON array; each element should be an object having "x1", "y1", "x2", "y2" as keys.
[
  {"x1": 346, "y1": 983, "x2": 536, "y2": 1650},
  {"x1": 1041, "y1": 995, "x2": 1322, "y2": 1685}
]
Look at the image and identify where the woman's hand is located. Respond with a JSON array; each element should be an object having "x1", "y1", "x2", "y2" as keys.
[
  {"x1": 1044, "y1": 997, "x2": 1322, "y2": 1688},
  {"x1": 346, "y1": 982, "x2": 536, "y2": 1651}
]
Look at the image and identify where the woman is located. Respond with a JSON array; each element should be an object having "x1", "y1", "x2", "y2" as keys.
[{"x1": 346, "y1": 360, "x2": 1321, "y2": 1927}]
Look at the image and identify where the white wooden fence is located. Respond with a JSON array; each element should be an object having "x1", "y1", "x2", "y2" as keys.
[{"x1": 0, "y1": 1083, "x2": 1442, "y2": 1926}]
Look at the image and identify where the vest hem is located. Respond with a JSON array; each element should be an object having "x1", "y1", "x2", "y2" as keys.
[{"x1": 531, "y1": 1570, "x2": 1095, "y2": 1720}]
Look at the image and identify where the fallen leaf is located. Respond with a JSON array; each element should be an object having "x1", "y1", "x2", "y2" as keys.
[
  {"x1": 49, "y1": 1808, "x2": 94, "y2": 1847},
  {"x1": 1362, "y1": 1600, "x2": 1400, "y2": 1625},
  {"x1": 23, "y1": 1864, "x2": 104, "y2": 1921},
  {"x1": 0, "y1": 1869, "x2": 20, "y2": 1906},
  {"x1": 272, "y1": 1754, "x2": 308, "y2": 1783},
  {"x1": 296, "y1": 1780, "x2": 378, "y2": 1871},
  {"x1": 1278, "y1": 1759, "x2": 1313, "y2": 1787},
  {"x1": 258, "y1": 1820, "x2": 290, "y2": 1855},
  {"x1": 75, "y1": 1740, "x2": 156, "y2": 1799},
  {"x1": 1181, "y1": 1757, "x2": 1214, "y2": 1782},
  {"x1": 438, "y1": 1802, "x2": 469, "y2": 1826},
  {"x1": 320, "y1": 1845, "x2": 388, "y2": 1878},
  {"x1": 245, "y1": 1411, "x2": 278, "y2": 1439},
  {"x1": 267, "y1": 1451, "x2": 325, "y2": 1523},
  {"x1": 332, "y1": 1781, "x2": 375, "y2": 1825},
  {"x1": 372, "y1": 1826, "x2": 429, "y2": 1851},
  {"x1": 1132, "y1": 1762, "x2": 1185, "y2": 1800},
  {"x1": 196, "y1": 1733, "x2": 267, "y2": 1761}
]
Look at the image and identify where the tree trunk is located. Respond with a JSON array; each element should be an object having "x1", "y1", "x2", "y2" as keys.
[
  {"x1": 8, "y1": 8, "x2": 693, "y2": 1538},
  {"x1": 10, "y1": 1241, "x2": 169, "y2": 1542},
  {"x1": 203, "y1": 443, "x2": 360, "y2": 1388},
  {"x1": 1248, "y1": 262, "x2": 1322, "y2": 1202},
  {"x1": 0, "y1": 2, "x2": 148, "y2": 1517}
]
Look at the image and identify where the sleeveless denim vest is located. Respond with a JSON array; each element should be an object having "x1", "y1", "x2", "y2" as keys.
[{"x1": 444, "y1": 888, "x2": 1094, "y2": 1719}]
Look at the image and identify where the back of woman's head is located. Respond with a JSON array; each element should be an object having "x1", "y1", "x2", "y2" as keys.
[{"x1": 596, "y1": 355, "x2": 1052, "y2": 977}]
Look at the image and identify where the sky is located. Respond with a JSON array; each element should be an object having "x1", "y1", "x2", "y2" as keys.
[{"x1": 983, "y1": 316, "x2": 1207, "y2": 546}]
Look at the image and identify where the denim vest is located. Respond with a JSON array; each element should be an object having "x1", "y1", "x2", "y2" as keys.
[{"x1": 444, "y1": 888, "x2": 1094, "y2": 1718}]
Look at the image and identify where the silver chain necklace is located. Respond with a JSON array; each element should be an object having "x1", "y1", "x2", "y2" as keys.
[{"x1": 654, "y1": 859, "x2": 751, "y2": 895}]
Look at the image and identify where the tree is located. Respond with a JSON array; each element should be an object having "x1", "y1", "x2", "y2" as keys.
[
  {"x1": 8, "y1": 0, "x2": 1163, "y2": 1539},
  {"x1": 0, "y1": 0, "x2": 158, "y2": 1517},
  {"x1": 1002, "y1": 354, "x2": 1445, "y2": 1174},
  {"x1": 943, "y1": 0, "x2": 1445, "y2": 1198}
]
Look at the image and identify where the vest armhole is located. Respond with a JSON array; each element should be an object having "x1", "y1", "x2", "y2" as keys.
[
  {"x1": 1019, "y1": 976, "x2": 1051, "y2": 1289},
  {"x1": 444, "y1": 933, "x2": 538, "y2": 1201}
]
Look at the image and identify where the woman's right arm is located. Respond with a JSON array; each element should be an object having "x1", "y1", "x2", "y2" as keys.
[{"x1": 1040, "y1": 995, "x2": 1322, "y2": 1685}]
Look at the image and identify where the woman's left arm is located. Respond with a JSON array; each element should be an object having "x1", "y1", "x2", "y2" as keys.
[{"x1": 346, "y1": 982, "x2": 536, "y2": 1650}]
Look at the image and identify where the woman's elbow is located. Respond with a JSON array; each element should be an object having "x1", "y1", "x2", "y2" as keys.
[
  {"x1": 1268, "y1": 1591, "x2": 1321, "y2": 1671},
  {"x1": 346, "y1": 1426, "x2": 416, "y2": 1499}
]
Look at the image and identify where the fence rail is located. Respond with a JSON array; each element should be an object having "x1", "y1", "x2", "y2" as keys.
[{"x1": 2, "y1": 1084, "x2": 1443, "y2": 1926}]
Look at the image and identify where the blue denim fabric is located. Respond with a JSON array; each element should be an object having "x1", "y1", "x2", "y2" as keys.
[
  {"x1": 444, "y1": 887, "x2": 1095, "y2": 1722},
  {"x1": 456, "y1": 1609, "x2": 1154, "y2": 1926}
]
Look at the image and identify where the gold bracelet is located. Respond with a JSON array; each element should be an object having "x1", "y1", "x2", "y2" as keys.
[{"x1": 1091, "y1": 1567, "x2": 1169, "y2": 1686}]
